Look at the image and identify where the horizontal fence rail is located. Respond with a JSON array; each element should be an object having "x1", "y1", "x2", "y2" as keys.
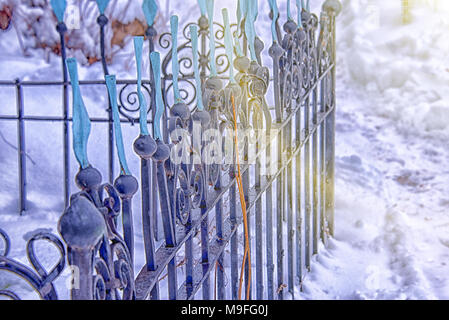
[{"x1": 0, "y1": 0, "x2": 341, "y2": 300}]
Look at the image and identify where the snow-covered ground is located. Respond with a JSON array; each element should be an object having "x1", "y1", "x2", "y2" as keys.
[
  {"x1": 297, "y1": 0, "x2": 449, "y2": 299},
  {"x1": 1, "y1": 0, "x2": 449, "y2": 300}
]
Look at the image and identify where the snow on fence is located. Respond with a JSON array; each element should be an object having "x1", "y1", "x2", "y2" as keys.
[{"x1": 0, "y1": 0, "x2": 340, "y2": 300}]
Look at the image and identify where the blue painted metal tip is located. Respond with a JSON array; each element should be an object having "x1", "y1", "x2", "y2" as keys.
[
  {"x1": 96, "y1": 0, "x2": 110, "y2": 14},
  {"x1": 150, "y1": 51, "x2": 164, "y2": 140},
  {"x1": 142, "y1": 0, "x2": 158, "y2": 27},
  {"x1": 105, "y1": 74, "x2": 131, "y2": 176},
  {"x1": 50, "y1": 0, "x2": 67, "y2": 23},
  {"x1": 66, "y1": 58, "x2": 91, "y2": 170},
  {"x1": 198, "y1": 0, "x2": 207, "y2": 16}
]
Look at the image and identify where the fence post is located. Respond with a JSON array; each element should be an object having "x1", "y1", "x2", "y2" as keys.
[{"x1": 15, "y1": 79, "x2": 26, "y2": 215}]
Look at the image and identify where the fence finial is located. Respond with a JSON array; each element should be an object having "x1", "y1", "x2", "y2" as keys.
[
  {"x1": 287, "y1": 0, "x2": 292, "y2": 21},
  {"x1": 296, "y1": 0, "x2": 303, "y2": 27},
  {"x1": 222, "y1": 9, "x2": 235, "y2": 83},
  {"x1": 133, "y1": 36, "x2": 150, "y2": 136},
  {"x1": 150, "y1": 52, "x2": 165, "y2": 140},
  {"x1": 235, "y1": 0, "x2": 246, "y2": 57},
  {"x1": 245, "y1": 0, "x2": 258, "y2": 61},
  {"x1": 190, "y1": 25, "x2": 206, "y2": 110},
  {"x1": 50, "y1": 0, "x2": 67, "y2": 23},
  {"x1": 268, "y1": 0, "x2": 279, "y2": 43},
  {"x1": 198, "y1": 0, "x2": 207, "y2": 16},
  {"x1": 170, "y1": 16, "x2": 182, "y2": 103},
  {"x1": 95, "y1": 0, "x2": 110, "y2": 14},
  {"x1": 169, "y1": 16, "x2": 191, "y2": 122},
  {"x1": 142, "y1": 0, "x2": 158, "y2": 27},
  {"x1": 66, "y1": 58, "x2": 91, "y2": 170},
  {"x1": 105, "y1": 75, "x2": 131, "y2": 176},
  {"x1": 58, "y1": 196, "x2": 106, "y2": 251}
]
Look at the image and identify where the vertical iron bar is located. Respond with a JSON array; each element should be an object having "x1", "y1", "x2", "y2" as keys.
[
  {"x1": 140, "y1": 158, "x2": 159, "y2": 299},
  {"x1": 325, "y1": 12, "x2": 336, "y2": 237},
  {"x1": 155, "y1": 162, "x2": 177, "y2": 246},
  {"x1": 255, "y1": 131, "x2": 263, "y2": 300},
  {"x1": 56, "y1": 22, "x2": 70, "y2": 208},
  {"x1": 295, "y1": 105, "x2": 302, "y2": 286},
  {"x1": 201, "y1": 133, "x2": 210, "y2": 299},
  {"x1": 242, "y1": 97, "x2": 251, "y2": 300},
  {"x1": 270, "y1": 41, "x2": 284, "y2": 300},
  {"x1": 304, "y1": 28, "x2": 312, "y2": 270},
  {"x1": 68, "y1": 248, "x2": 94, "y2": 300},
  {"x1": 185, "y1": 214, "x2": 194, "y2": 299},
  {"x1": 230, "y1": 159, "x2": 238, "y2": 300},
  {"x1": 121, "y1": 197, "x2": 134, "y2": 261},
  {"x1": 201, "y1": 198, "x2": 210, "y2": 299},
  {"x1": 304, "y1": 98, "x2": 312, "y2": 270},
  {"x1": 15, "y1": 79, "x2": 26, "y2": 215},
  {"x1": 276, "y1": 125, "x2": 284, "y2": 300},
  {"x1": 215, "y1": 172, "x2": 225, "y2": 299},
  {"x1": 286, "y1": 117, "x2": 294, "y2": 297},
  {"x1": 319, "y1": 75, "x2": 327, "y2": 244},
  {"x1": 168, "y1": 258, "x2": 177, "y2": 300},
  {"x1": 265, "y1": 130, "x2": 274, "y2": 300},
  {"x1": 304, "y1": 94, "x2": 311, "y2": 271},
  {"x1": 155, "y1": 160, "x2": 177, "y2": 300},
  {"x1": 147, "y1": 26, "x2": 160, "y2": 241},
  {"x1": 97, "y1": 14, "x2": 114, "y2": 184},
  {"x1": 312, "y1": 84, "x2": 319, "y2": 255}
]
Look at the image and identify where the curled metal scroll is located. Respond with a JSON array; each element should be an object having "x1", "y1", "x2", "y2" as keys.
[
  {"x1": 117, "y1": 83, "x2": 152, "y2": 124},
  {"x1": 159, "y1": 20, "x2": 241, "y2": 111},
  {"x1": 0, "y1": 228, "x2": 66, "y2": 300}
]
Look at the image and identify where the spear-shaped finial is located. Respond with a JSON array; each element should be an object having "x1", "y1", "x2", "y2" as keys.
[
  {"x1": 50, "y1": 0, "x2": 67, "y2": 23},
  {"x1": 105, "y1": 75, "x2": 131, "y2": 176},
  {"x1": 66, "y1": 58, "x2": 91, "y2": 169},
  {"x1": 190, "y1": 25, "x2": 205, "y2": 110},
  {"x1": 133, "y1": 36, "x2": 150, "y2": 136},
  {"x1": 142, "y1": 0, "x2": 158, "y2": 27},
  {"x1": 301, "y1": 0, "x2": 310, "y2": 12},
  {"x1": 170, "y1": 16, "x2": 191, "y2": 121},
  {"x1": 244, "y1": 0, "x2": 258, "y2": 61},
  {"x1": 287, "y1": 0, "x2": 293, "y2": 21},
  {"x1": 268, "y1": 0, "x2": 279, "y2": 43},
  {"x1": 296, "y1": 0, "x2": 303, "y2": 27},
  {"x1": 170, "y1": 16, "x2": 182, "y2": 104},
  {"x1": 198, "y1": 0, "x2": 207, "y2": 16},
  {"x1": 222, "y1": 9, "x2": 235, "y2": 83},
  {"x1": 150, "y1": 51, "x2": 165, "y2": 140},
  {"x1": 235, "y1": 0, "x2": 247, "y2": 57},
  {"x1": 95, "y1": 0, "x2": 110, "y2": 14}
]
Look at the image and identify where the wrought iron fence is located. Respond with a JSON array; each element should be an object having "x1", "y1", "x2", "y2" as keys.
[{"x1": 0, "y1": 0, "x2": 341, "y2": 300}]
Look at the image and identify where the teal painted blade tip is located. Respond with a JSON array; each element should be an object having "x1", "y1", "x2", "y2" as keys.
[
  {"x1": 142, "y1": 0, "x2": 158, "y2": 27},
  {"x1": 50, "y1": 0, "x2": 67, "y2": 23},
  {"x1": 134, "y1": 36, "x2": 144, "y2": 47},
  {"x1": 96, "y1": 0, "x2": 110, "y2": 14}
]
